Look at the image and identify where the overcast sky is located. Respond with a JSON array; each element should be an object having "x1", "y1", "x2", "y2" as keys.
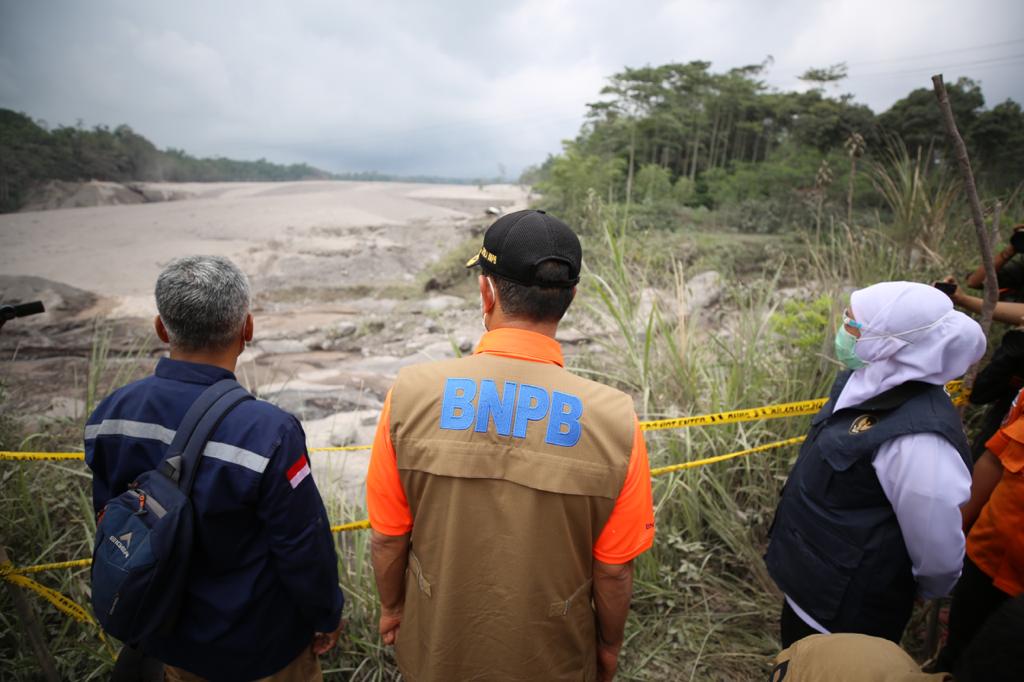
[{"x1": 1, "y1": 0, "x2": 1022, "y2": 179}]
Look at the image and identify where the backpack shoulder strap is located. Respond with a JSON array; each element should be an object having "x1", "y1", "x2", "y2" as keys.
[
  {"x1": 178, "y1": 384, "x2": 253, "y2": 495},
  {"x1": 161, "y1": 379, "x2": 253, "y2": 492}
]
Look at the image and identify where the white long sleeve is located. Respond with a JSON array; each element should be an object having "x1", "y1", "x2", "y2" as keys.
[{"x1": 872, "y1": 432, "x2": 971, "y2": 599}]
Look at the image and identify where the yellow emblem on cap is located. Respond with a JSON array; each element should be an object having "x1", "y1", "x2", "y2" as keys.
[
  {"x1": 849, "y1": 415, "x2": 877, "y2": 434},
  {"x1": 467, "y1": 247, "x2": 497, "y2": 267}
]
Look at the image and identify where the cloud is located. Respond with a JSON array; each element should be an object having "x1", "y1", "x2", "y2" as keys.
[{"x1": 1, "y1": 0, "x2": 1021, "y2": 177}]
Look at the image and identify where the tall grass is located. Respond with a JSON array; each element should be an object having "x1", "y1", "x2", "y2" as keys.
[
  {"x1": 0, "y1": 327, "x2": 405, "y2": 681},
  {"x1": 574, "y1": 202, "x2": 982, "y2": 679},
  {"x1": 0, "y1": 322, "x2": 148, "y2": 680},
  {"x1": 578, "y1": 217, "x2": 832, "y2": 679},
  {"x1": 0, "y1": 195, "x2": 999, "y2": 680},
  {"x1": 868, "y1": 138, "x2": 960, "y2": 257}
]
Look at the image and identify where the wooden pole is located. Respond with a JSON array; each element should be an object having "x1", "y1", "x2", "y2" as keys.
[
  {"x1": 0, "y1": 543, "x2": 61, "y2": 682},
  {"x1": 931, "y1": 74, "x2": 998, "y2": 388},
  {"x1": 924, "y1": 74, "x2": 999, "y2": 661}
]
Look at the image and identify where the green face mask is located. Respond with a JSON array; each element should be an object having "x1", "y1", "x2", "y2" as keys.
[{"x1": 834, "y1": 327, "x2": 868, "y2": 369}]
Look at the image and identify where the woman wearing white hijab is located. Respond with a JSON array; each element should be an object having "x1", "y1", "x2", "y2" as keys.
[{"x1": 765, "y1": 282, "x2": 986, "y2": 647}]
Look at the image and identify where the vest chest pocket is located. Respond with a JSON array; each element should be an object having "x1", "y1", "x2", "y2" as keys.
[
  {"x1": 815, "y1": 428, "x2": 870, "y2": 473},
  {"x1": 809, "y1": 425, "x2": 891, "y2": 510}
]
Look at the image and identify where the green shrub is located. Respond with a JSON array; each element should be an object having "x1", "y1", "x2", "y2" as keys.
[
  {"x1": 635, "y1": 164, "x2": 673, "y2": 204},
  {"x1": 770, "y1": 295, "x2": 834, "y2": 352},
  {"x1": 673, "y1": 176, "x2": 696, "y2": 205}
]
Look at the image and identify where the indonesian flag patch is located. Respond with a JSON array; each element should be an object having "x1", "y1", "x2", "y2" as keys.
[{"x1": 286, "y1": 455, "x2": 311, "y2": 489}]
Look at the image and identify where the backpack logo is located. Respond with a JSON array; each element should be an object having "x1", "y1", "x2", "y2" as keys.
[
  {"x1": 108, "y1": 532, "x2": 132, "y2": 559},
  {"x1": 849, "y1": 415, "x2": 877, "y2": 434}
]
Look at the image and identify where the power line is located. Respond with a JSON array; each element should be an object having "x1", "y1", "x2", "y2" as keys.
[
  {"x1": 317, "y1": 42, "x2": 1024, "y2": 154},
  {"x1": 848, "y1": 52, "x2": 1024, "y2": 79},
  {"x1": 769, "y1": 38, "x2": 1024, "y2": 76},
  {"x1": 845, "y1": 38, "x2": 1024, "y2": 68}
]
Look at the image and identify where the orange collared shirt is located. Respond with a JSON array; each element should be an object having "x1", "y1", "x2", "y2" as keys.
[
  {"x1": 969, "y1": 389, "x2": 1024, "y2": 595},
  {"x1": 365, "y1": 327, "x2": 655, "y2": 564}
]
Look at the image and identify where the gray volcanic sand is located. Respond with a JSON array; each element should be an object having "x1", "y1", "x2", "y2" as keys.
[{"x1": 0, "y1": 180, "x2": 530, "y2": 503}]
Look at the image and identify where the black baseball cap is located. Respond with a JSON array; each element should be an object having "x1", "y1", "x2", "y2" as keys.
[{"x1": 465, "y1": 209, "x2": 582, "y2": 288}]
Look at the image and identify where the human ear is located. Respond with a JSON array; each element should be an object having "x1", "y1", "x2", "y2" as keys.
[
  {"x1": 480, "y1": 275, "x2": 496, "y2": 314},
  {"x1": 154, "y1": 316, "x2": 170, "y2": 344},
  {"x1": 238, "y1": 313, "x2": 254, "y2": 353}
]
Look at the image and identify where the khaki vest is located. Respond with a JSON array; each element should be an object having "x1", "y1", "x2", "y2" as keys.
[{"x1": 389, "y1": 352, "x2": 635, "y2": 682}]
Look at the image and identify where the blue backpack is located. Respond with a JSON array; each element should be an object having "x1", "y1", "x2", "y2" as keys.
[{"x1": 91, "y1": 379, "x2": 253, "y2": 643}]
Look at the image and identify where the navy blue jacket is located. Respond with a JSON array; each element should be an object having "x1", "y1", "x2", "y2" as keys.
[
  {"x1": 85, "y1": 358, "x2": 344, "y2": 681},
  {"x1": 765, "y1": 372, "x2": 971, "y2": 642}
]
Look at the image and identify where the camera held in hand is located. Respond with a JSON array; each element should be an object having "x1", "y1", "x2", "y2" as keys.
[{"x1": 0, "y1": 301, "x2": 46, "y2": 333}]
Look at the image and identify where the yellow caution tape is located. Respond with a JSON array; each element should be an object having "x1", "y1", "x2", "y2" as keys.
[
  {"x1": 1, "y1": 562, "x2": 117, "y2": 657},
  {"x1": 3, "y1": 440, "x2": 808, "y2": 576},
  {"x1": 640, "y1": 400, "x2": 826, "y2": 431},
  {"x1": 0, "y1": 380, "x2": 971, "y2": 462},
  {"x1": 0, "y1": 451, "x2": 86, "y2": 461},
  {"x1": 331, "y1": 519, "x2": 371, "y2": 533},
  {"x1": 4, "y1": 558, "x2": 93, "y2": 575},
  {"x1": 0, "y1": 375, "x2": 976, "y2": 647},
  {"x1": 334, "y1": 438, "x2": 811, "y2": 532},
  {"x1": 2, "y1": 570, "x2": 96, "y2": 624},
  {"x1": 650, "y1": 436, "x2": 807, "y2": 477},
  {"x1": 0, "y1": 397, "x2": 838, "y2": 461}
]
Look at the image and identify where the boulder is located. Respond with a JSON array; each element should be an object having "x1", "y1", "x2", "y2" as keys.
[
  {"x1": 422, "y1": 295, "x2": 465, "y2": 313},
  {"x1": 257, "y1": 339, "x2": 307, "y2": 355},
  {"x1": 683, "y1": 271, "x2": 723, "y2": 316},
  {"x1": 556, "y1": 328, "x2": 589, "y2": 345}
]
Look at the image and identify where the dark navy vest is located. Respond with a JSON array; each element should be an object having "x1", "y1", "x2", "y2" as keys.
[{"x1": 764, "y1": 371, "x2": 971, "y2": 642}]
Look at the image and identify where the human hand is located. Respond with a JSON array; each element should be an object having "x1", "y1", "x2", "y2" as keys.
[
  {"x1": 933, "y1": 277, "x2": 960, "y2": 303},
  {"x1": 945, "y1": 276, "x2": 965, "y2": 304},
  {"x1": 311, "y1": 617, "x2": 344, "y2": 655},
  {"x1": 596, "y1": 639, "x2": 622, "y2": 682},
  {"x1": 379, "y1": 605, "x2": 403, "y2": 646}
]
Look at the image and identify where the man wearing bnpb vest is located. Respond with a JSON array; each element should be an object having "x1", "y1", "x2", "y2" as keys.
[{"x1": 366, "y1": 210, "x2": 655, "y2": 682}]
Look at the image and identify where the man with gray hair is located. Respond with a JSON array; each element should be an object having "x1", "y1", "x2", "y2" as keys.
[{"x1": 86, "y1": 255, "x2": 344, "y2": 681}]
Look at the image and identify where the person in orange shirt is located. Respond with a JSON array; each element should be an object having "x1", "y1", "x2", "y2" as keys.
[
  {"x1": 366, "y1": 210, "x2": 655, "y2": 682},
  {"x1": 928, "y1": 387, "x2": 1024, "y2": 672}
]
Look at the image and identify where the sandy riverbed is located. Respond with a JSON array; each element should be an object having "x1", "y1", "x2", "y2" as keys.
[{"x1": 0, "y1": 180, "x2": 532, "y2": 499}]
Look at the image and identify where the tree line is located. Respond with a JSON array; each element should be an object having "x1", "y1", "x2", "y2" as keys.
[
  {"x1": 0, "y1": 109, "x2": 493, "y2": 213},
  {"x1": 0, "y1": 110, "x2": 337, "y2": 211},
  {"x1": 524, "y1": 60, "x2": 1024, "y2": 231}
]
